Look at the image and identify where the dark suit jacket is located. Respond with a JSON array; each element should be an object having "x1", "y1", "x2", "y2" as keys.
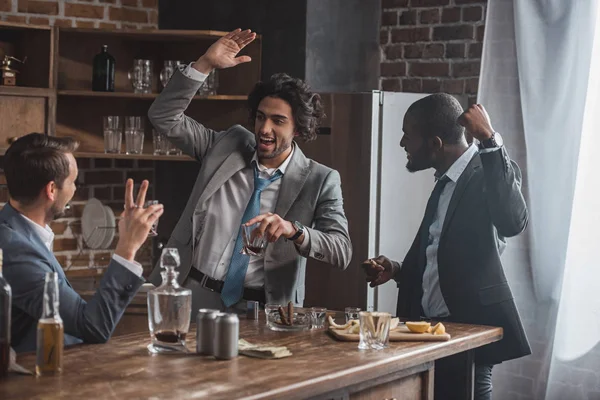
[
  {"x1": 0, "y1": 203, "x2": 144, "y2": 352},
  {"x1": 395, "y1": 147, "x2": 531, "y2": 365}
]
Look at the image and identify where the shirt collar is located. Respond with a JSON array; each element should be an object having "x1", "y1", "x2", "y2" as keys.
[
  {"x1": 436, "y1": 144, "x2": 478, "y2": 183},
  {"x1": 252, "y1": 143, "x2": 295, "y2": 176},
  {"x1": 20, "y1": 214, "x2": 54, "y2": 250}
]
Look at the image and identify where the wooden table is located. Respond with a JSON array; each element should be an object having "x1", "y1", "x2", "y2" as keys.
[{"x1": 1, "y1": 314, "x2": 502, "y2": 400}]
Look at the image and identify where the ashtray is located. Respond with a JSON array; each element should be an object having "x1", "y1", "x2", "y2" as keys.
[{"x1": 267, "y1": 312, "x2": 310, "y2": 332}]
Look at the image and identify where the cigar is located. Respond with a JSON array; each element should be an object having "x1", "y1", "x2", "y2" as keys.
[
  {"x1": 287, "y1": 301, "x2": 294, "y2": 326},
  {"x1": 278, "y1": 306, "x2": 289, "y2": 326}
]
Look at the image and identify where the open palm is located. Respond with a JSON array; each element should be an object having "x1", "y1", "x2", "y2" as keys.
[{"x1": 203, "y1": 28, "x2": 257, "y2": 70}]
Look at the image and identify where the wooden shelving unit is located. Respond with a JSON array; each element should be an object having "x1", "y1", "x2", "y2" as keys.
[
  {"x1": 0, "y1": 22, "x2": 262, "y2": 158},
  {"x1": 57, "y1": 90, "x2": 247, "y2": 101}
]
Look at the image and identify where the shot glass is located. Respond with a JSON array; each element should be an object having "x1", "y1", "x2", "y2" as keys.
[
  {"x1": 345, "y1": 307, "x2": 361, "y2": 323},
  {"x1": 309, "y1": 307, "x2": 327, "y2": 329}
]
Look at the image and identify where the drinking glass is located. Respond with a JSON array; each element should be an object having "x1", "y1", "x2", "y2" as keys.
[
  {"x1": 103, "y1": 116, "x2": 122, "y2": 154},
  {"x1": 241, "y1": 222, "x2": 267, "y2": 256},
  {"x1": 197, "y1": 69, "x2": 218, "y2": 96},
  {"x1": 144, "y1": 200, "x2": 159, "y2": 237},
  {"x1": 159, "y1": 60, "x2": 184, "y2": 89},
  {"x1": 345, "y1": 307, "x2": 361, "y2": 323},
  {"x1": 152, "y1": 129, "x2": 170, "y2": 155},
  {"x1": 309, "y1": 307, "x2": 327, "y2": 329},
  {"x1": 358, "y1": 311, "x2": 391, "y2": 350},
  {"x1": 128, "y1": 59, "x2": 153, "y2": 94},
  {"x1": 264, "y1": 303, "x2": 280, "y2": 326},
  {"x1": 125, "y1": 116, "x2": 144, "y2": 155}
]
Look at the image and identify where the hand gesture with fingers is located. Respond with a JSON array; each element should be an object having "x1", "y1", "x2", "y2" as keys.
[
  {"x1": 114, "y1": 179, "x2": 164, "y2": 261},
  {"x1": 361, "y1": 255, "x2": 398, "y2": 287},
  {"x1": 193, "y1": 28, "x2": 257, "y2": 73}
]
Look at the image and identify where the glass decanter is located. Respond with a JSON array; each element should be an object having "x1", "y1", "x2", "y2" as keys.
[{"x1": 147, "y1": 248, "x2": 191, "y2": 354}]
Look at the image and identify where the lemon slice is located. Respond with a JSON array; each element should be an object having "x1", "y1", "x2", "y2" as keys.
[
  {"x1": 432, "y1": 322, "x2": 446, "y2": 335},
  {"x1": 406, "y1": 321, "x2": 431, "y2": 333},
  {"x1": 328, "y1": 315, "x2": 351, "y2": 330}
]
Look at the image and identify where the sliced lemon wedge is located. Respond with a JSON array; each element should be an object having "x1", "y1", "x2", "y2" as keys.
[{"x1": 406, "y1": 321, "x2": 431, "y2": 333}]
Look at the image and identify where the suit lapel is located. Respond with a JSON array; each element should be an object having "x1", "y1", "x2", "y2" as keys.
[
  {"x1": 441, "y1": 155, "x2": 481, "y2": 239},
  {"x1": 274, "y1": 144, "x2": 311, "y2": 219},
  {"x1": 197, "y1": 143, "x2": 255, "y2": 206}
]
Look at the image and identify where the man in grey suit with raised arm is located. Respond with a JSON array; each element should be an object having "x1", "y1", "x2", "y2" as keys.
[
  {"x1": 147, "y1": 29, "x2": 352, "y2": 313},
  {"x1": 0, "y1": 133, "x2": 164, "y2": 353},
  {"x1": 362, "y1": 94, "x2": 530, "y2": 400}
]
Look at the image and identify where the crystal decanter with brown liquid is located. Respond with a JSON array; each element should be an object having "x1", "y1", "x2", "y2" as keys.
[
  {"x1": 147, "y1": 248, "x2": 191, "y2": 354},
  {"x1": 36, "y1": 272, "x2": 63, "y2": 376}
]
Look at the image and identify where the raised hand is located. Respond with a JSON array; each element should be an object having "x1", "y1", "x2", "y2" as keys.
[
  {"x1": 114, "y1": 179, "x2": 164, "y2": 261},
  {"x1": 193, "y1": 28, "x2": 257, "y2": 74},
  {"x1": 458, "y1": 103, "x2": 495, "y2": 141}
]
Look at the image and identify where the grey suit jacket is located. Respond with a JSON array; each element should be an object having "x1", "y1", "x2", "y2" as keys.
[
  {"x1": 0, "y1": 203, "x2": 144, "y2": 353},
  {"x1": 147, "y1": 69, "x2": 352, "y2": 305},
  {"x1": 395, "y1": 148, "x2": 531, "y2": 365}
]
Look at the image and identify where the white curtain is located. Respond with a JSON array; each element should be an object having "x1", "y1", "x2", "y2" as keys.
[{"x1": 479, "y1": 0, "x2": 600, "y2": 399}]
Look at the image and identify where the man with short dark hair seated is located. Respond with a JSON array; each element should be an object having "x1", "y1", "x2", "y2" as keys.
[{"x1": 0, "y1": 133, "x2": 164, "y2": 352}]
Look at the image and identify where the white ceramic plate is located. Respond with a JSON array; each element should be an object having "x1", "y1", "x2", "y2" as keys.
[
  {"x1": 100, "y1": 205, "x2": 116, "y2": 249},
  {"x1": 82, "y1": 198, "x2": 108, "y2": 250}
]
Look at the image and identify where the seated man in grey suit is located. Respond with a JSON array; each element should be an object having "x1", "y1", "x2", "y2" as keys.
[
  {"x1": 147, "y1": 29, "x2": 352, "y2": 313},
  {"x1": 0, "y1": 133, "x2": 164, "y2": 352},
  {"x1": 362, "y1": 95, "x2": 530, "y2": 400}
]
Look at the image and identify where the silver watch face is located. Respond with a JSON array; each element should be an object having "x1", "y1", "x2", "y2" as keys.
[
  {"x1": 293, "y1": 221, "x2": 303, "y2": 232},
  {"x1": 493, "y1": 132, "x2": 503, "y2": 147}
]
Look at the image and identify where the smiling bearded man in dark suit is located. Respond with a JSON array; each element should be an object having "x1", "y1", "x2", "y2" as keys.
[{"x1": 362, "y1": 94, "x2": 531, "y2": 400}]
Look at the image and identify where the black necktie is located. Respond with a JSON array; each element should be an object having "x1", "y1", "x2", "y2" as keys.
[{"x1": 418, "y1": 176, "x2": 450, "y2": 273}]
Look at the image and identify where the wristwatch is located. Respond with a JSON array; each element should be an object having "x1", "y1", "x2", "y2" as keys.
[
  {"x1": 479, "y1": 132, "x2": 503, "y2": 149},
  {"x1": 288, "y1": 221, "x2": 304, "y2": 241}
]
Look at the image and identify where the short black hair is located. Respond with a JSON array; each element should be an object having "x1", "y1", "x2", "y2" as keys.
[
  {"x1": 406, "y1": 93, "x2": 465, "y2": 144},
  {"x1": 3, "y1": 133, "x2": 79, "y2": 205},
  {"x1": 247, "y1": 73, "x2": 325, "y2": 142}
]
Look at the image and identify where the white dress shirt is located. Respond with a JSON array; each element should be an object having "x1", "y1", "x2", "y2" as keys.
[
  {"x1": 421, "y1": 141, "x2": 505, "y2": 318},
  {"x1": 20, "y1": 214, "x2": 143, "y2": 277},
  {"x1": 182, "y1": 62, "x2": 310, "y2": 288}
]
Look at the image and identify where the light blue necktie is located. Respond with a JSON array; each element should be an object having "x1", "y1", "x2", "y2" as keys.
[{"x1": 221, "y1": 164, "x2": 283, "y2": 306}]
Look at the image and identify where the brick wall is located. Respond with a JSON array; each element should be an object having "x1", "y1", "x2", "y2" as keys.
[
  {"x1": 0, "y1": 1, "x2": 158, "y2": 278},
  {"x1": 0, "y1": 0, "x2": 158, "y2": 29},
  {"x1": 379, "y1": 0, "x2": 486, "y2": 105}
]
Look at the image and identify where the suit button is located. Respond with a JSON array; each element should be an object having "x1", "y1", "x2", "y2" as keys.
[{"x1": 125, "y1": 284, "x2": 133, "y2": 291}]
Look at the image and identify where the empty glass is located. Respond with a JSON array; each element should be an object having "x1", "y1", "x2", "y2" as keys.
[
  {"x1": 103, "y1": 116, "x2": 122, "y2": 153},
  {"x1": 197, "y1": 69, "x2": 218, "y2": 96},
  {"x1": 125, "y1": 116, "x2": 144, "y2": 155},
  {"x1": 152, "y1": 129, "x2": 170, "y2": 155},
  {"x1": 241, "y1": 222, "x2": 267, "y2": 256},
  {"x1": 264, "y1": 303, "x2": 280, "y2": 326},
  {"x1": 345, "y1": 307, "x2": 361, "y2": 323},
  {"x1": 358, "y1": 311, "x2": 391, "y2": 350},
  {"x1": 128, "y1": 59, "x2": 153, "y2": 94},
  {"x1": 144, "y1": 200, "x2": 159, "y2": 237},
  {"x1": 159, "y1": 60, "x2": 184, "y2": 89},
  {"x1": 309, "y1": 307, "x2": 327, "y2": 329},
  {"x1": 168, "y1": 140, "x2": 182, "y2": 156}
]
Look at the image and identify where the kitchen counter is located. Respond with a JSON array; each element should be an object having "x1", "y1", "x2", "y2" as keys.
[{"x1": 1, "y1": 312, "x2": 502, "y2": 400}]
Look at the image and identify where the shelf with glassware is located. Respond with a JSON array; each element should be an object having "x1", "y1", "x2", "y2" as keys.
[
  {"x1": 53, "y1": 26, "x2": 261, "y2": 159},
  {"x1": 0, "y1": 21, "x2": 56, "y2": 147}
]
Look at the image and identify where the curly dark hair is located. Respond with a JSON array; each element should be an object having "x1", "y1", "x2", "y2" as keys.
[{"x1": 247, "y1": 73, "x2": 325, "y2": 142}]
